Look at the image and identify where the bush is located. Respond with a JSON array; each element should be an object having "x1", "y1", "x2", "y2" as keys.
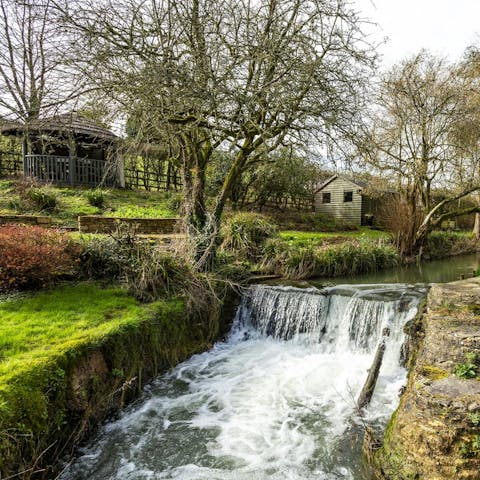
[
  {"x1": 12, "y1": 182, "x2": 58, "y2": 213},
  {"x1": 80, "y1": 225, "x2": 212, "y2": 305},
  {"x1": 84, "y1": 189, "x2": 107, "y2": 208},
  {"x1": 164, "y1": 191, "x2": 183, "y2": 213},
  {"x1": 80, "y1": 234, "x2": 132, "y2": 281},
  {"x1": 221, "y1": 212, "x2": 278, "y2": 261},
  {"x1": 0, "y1": 225, "x2": 79, "y2": 291},
  {"x1": 426, "y1": 231, "x2": 478, "y2": 259},
  {"x1": 378, "y1": 196, "x2": 424, "y2": 257},
  {"x1": 262, "y1": 238, "x2": 399, "y2": 279},
  {"x1": 26, "y1": 187, "x2": 58, "y2": 212}
]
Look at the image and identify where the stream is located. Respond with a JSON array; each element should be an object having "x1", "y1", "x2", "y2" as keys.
[{"x1": 61, "y1": 281, "x2": 428, "y2": 480}]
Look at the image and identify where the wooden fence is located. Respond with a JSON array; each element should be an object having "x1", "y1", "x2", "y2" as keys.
[
  {"x1": 23, "y1": 155, "x2": 118, "y2": 187},
  {"x1": 124, "y1": 167, "x2": 182, "y2": 191}
]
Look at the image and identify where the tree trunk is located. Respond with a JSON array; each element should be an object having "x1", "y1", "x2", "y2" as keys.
[
  {"x1": 192, "y1": 140, "x2": 253, "y2": 271},
  {"x1": 474, "y1": 213, "x2": 480, "y2": 241}
]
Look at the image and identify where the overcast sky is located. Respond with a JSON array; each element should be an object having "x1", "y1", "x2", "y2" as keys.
[{"x1": 353, "y1": 0, "x2": 480, "y2": 67}]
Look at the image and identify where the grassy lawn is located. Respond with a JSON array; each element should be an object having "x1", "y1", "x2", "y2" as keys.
[
  {"x1": 280, "y1": 227, "x2": 391, "y2": 246},
  {"x1": 0, "y1": 180, "x2": 179, "y2": 227},
  {"x1": 0, "y1": 282, "x2": 177, "y2": 383}
]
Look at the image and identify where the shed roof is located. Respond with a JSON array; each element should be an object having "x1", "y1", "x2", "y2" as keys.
[
  {"x1": 314, "y1": 174, "x2": 367, "y2": 193},
  {"x1": 315, "y1": 174, "x2": 397, "y2": 195},
  {"x1": 0, "y1": 113, "x2": 117, "y2": 143}
]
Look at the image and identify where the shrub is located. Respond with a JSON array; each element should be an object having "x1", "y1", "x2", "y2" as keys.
[
  {"x1": 80, "y1": 234, "x2": 132, "y2": 280},
  {"x1": 164, "y1": 191, "x2": 183, "y2": 213},
  {"x1": 84, "y1": 189, "x2": 107, "y2": 208},
  {"x1": 221, "y1": 212, "x2": 278, "y2": 261},
  {"x1": 426, "y1": 231, "x2": 478, "y2": 259},
  {"x1": 378, "y1": 195, "x2": 423, "y2": 257},
  {"x1": 80, "y1": 225, "x2": 213, "y2": 306},
  {"x1": 26, "y1": 187, "x2": 58, "y2": 212},
  {"x1": 0, "y1": 225, "x2": 79, "y2": 291}
]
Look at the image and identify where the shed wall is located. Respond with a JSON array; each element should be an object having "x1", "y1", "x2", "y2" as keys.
[{"x1": 314, "y1": 177, "x2": 362, "y2": 225}]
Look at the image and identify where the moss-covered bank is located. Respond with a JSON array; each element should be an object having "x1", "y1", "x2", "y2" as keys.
[
  {"x1": 0, "y1": 283, "x2": 235, "y2": 479},
  {"x1": 372, "y1": 277, "x2": 480, "y2": 479}
]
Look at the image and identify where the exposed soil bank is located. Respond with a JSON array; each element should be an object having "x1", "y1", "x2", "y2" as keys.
[
  {"x1": 373, "y1": 277, "x2": 480, "y2": 479},
  {"x1": 0, "y1": 288, "x2": 238, "y2": 480}
]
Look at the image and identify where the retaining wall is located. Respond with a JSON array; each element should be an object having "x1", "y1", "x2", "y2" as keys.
[
  {"x1": 78, "y1": 215, "x2": 179, "y2": 234},
  {"x1": 0, "y1": 214, "x2": 52, "y2": 226}
]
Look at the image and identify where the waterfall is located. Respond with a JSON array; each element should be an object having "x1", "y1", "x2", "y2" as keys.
[
  {"x1": 236, "y1": 284, "x2": 425, "y2": 354},
  {"x1": 61, "y1": 283, "x2": 427, "y2": 480}
]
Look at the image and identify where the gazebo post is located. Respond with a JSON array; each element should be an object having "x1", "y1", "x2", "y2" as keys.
[
  {"x1": 117, "y1": 147, "x2": 125, "y2": 188},
  {"x1": 68, "y1": 138, "x2": 76, "y2": 186},
  {"x1": 22, "y1": 135, "x2": 28, "y2": 176}
]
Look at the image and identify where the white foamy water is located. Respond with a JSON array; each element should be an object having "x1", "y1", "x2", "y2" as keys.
[{"x1": 61, "y1": 284, "x2": 426, "y2": 480}]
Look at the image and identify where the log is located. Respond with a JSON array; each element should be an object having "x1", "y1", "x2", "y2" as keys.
[{"x1": 356, "y1": 327, "x2": 390, "y2": 412}]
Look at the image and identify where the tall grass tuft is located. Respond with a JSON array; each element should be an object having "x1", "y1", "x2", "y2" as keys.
[
  {"x1": 84, "y1": 188, "x2": 107, "y2": 208},
  {"x1": 26, "y1": 187, "x2": 58, "y2": 212},
  {"x1": 221, "y1": 212, "x2": 278, "y2": 261},
  {"x1": 262, "y1": 238, "x2": 399, "y2": 279}
]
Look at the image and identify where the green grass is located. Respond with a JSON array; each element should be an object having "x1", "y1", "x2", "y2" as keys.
[
  {"x1": 0, "y1": 179, "x2": 179, "y2": 227},
  {"x1": 0, "y1": 282, "x2": 163, "y2": 382},
  {"x1": 110, "y1": 204, "x2": 175, "y2": 218},
  {"x1": 0, "y1": 281, "x2": 217, "y2": 476},
  {"x1": 280, "y1": 227, "x2": 390, "y2": 246}
]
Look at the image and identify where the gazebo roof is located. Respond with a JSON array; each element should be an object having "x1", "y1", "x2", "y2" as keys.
[{"x1": 0, "y1": 113, "x2": 118, "y2": 143}]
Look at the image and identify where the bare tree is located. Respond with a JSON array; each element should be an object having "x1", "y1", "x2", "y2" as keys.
[
  {"x1": 451, "y1": 47, "x2": 480, "y2": 239},
  {"x1": 0, "y1": 0, "x2": 81, "y2": 122},
  {"x1": 60, "y1": 0, "x2": 376, "y2": 268},
  {"x1": 357, "y1": 51, "x2": 480, "y2": 256}
]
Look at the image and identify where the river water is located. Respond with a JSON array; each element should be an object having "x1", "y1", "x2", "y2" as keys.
[
  {"x1": 309, "y1": 252, "x2": 480, "y2": 286},
  {"x1": 61, "y1": 283, "x2": 427, "y2": 480}
]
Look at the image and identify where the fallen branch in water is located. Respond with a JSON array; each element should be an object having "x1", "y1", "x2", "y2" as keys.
[{"x1": 356, "y1": 327, "x2": 390, "y2": 412}]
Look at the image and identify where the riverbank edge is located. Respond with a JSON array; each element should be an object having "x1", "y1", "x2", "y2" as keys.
[
  {"x1": 370, "y1": 277, "x2": 480, "y2": 479},
  {"x1": 0, "y1": 286, "x2": 239, "y2": 480}
]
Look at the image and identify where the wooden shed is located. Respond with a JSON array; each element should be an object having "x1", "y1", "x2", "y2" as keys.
[
  {"x1": 314, "y1": 175, "x2": 385, "y2": 226},
  {"x1": 0, "y1": 113, "x2": 124, "y2": 187}
]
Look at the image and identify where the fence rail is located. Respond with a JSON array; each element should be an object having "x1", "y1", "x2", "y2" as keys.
[{"x1": 124, "y1": 167, "x2": 182, "y2": 191}]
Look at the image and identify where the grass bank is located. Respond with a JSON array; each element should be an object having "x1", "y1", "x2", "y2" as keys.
[
  {"x1": 0, "y1": 282, "x2": 226, "y2": 479},
  {"x1": 280, "y1": 228, "x2": 389, "y2": 246},
  {"x1": 0, "y1": 179, "x2": 180, "y2": 227}
]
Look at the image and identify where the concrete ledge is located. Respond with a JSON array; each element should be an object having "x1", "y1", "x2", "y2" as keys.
[{"x1": 78, "y1": 215, "x2": 180, "y2": 234}]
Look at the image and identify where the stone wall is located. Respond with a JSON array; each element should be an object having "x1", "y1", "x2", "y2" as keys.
[
  {"x1": 0, "y1": 214, "x2": 52, "y2": 226},
  {"x1": 373, "y1": 277, "x2": 480, "y2": 479},
  {"x1": 78, "y1": 215, "x2": 179, "y2": 234}
]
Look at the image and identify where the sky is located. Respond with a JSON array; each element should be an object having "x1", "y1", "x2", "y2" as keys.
[{"x1": 353, "y1": 0, "x2": 480, "y2": 67}]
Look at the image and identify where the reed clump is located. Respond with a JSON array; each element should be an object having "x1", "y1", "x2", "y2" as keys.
[
  {"x1": 261, "y1": 238, "x2": 399, "y2": 279},
  {"x1": 220, "y1": 212, "x2": 278, "y2": 261}
]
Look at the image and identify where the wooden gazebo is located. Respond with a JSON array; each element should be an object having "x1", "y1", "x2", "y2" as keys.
[{"x1": 0, "y1": 113, "x2": 124, "y2": 187}]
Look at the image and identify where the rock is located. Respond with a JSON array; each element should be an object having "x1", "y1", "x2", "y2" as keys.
[{"x1": 374, "y1": 277, "x2": 480, "y2": 480}]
